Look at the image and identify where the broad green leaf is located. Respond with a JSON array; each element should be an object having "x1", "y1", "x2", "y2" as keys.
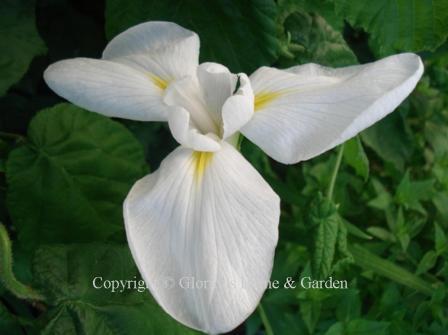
[
  {"x1": 343, "y1": 137, "x2": 369, "y2": 181},
  {"x1": 279, "y1": 10, "x2": 357, "y2": 68},
  {"x1": 311, "y1": 196, "x2": 339, "y2": 279},
  {"x1": 335, "y1": 0, "x2": 448, "y2": 56},
  {"x1": 33, "y1": 244, "x2": 198, "y2": 335},
  {"x1": 310, "y1": 196, "x2": 352, "y2": 278},
  {"x1": 0, "y1": 0, "x2": 46, "y2": 96},
  {"x1": 6, "y1": 104, "x2": 148, "y2": 249},
  {"x1": 333, "y1": 219, "x2": 353, "y2": 271},
  {"x1": 361, "y1": 112, "x2": 412, "y2": 171},
  {"x1": 105, "y1": 0, "x2": 280, "y2": 73}
]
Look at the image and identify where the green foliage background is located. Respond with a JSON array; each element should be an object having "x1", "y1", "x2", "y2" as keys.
[{"x1": 1, "y1": 0, "x2": 448, "y2": 334}]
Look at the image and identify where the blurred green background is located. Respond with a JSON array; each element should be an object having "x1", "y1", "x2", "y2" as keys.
[{"x1": 1, "y1": 0, "x2": 448, "y2": 334}]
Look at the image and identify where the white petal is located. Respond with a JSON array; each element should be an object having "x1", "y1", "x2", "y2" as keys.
[
  {"x1": 124, "y1": 142, "x2": 280, "y2": 334},
  {"x1": 242, "y1": 53, "x2": 424, "y2": 164},
  {"x1": 222, "y1": 74, "x2": 254, "y2": 139},
  {"x1": 44, "y1": 58, "x2": 168, "y2": 121},
  {"x1": 167, "y1": 106, "x2": 222, "y2": 152},
  {"x1": 164, "y1": 76, "x2": 219, "y2": 135},
  {"x1": 197, "y1": 62, "x2": 237, "y2": 121},
  {"x1": 103, "y1": 21, "x2": 199, "y2": 81}
]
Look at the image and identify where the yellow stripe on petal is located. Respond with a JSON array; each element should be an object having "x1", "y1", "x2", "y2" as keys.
[
  {"x1": 193, "y1": 151, "x2": 213, "y2": 182},
  {"x1": 254, "y1": 91, "x2": 283, "y2": 111},
  {"x1": 148, "y1": 74, "x2": 169, "y2": 90}
]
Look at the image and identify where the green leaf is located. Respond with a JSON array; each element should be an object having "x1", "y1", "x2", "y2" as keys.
[
  {"x1": 350, "y1": 244, "x2": 434, "y2": 295},
  {"x1": 435, "y1": 223, "x2": 447, "y2": 255},
  {"x1": 367, "y1": 179, "x2": 393, "y2": 211},
  {"x1": 433, "y1": 192, "x2": 448, "y2": 219},
  {"x1": 394, "y1": 207, "x2": 410, "y2": 251},
  {"x1": 310, "y1": 196, "x2": 352, "y2": 278},
  {"x1": 335, "y1": 289, "x2": 361, "y2": 322},
  {"x1": 311, "y1": 196, "x2": 340, "y2": 279},
  {"x1": 277, "y1": 0, "x2": 345, "y2": 32},
  {"x1": 361, "y1": 112, "x2": 412, "y2": 171},
  {"x1": 279, "y1": 10, "x2": 357, "y2": 68},
  {"x1": 325, "y1": 319, "x2": 389, "y2": 335},
  {"x1": 0, "y1": 0, "x2": 46, "y2": 96},
  {"x1": 6, "y1": 104, "x2": 148, "y2": 249},
  {"x1": 343, "y1": 137, "x2": 369, "y2": 181},
  {"x1": 300, "y1": 298, "x2": 321, "y2": 334},
  {"x1": 335, "y1": 0, "x2": 448, "y2": 56},
  {"x1": 395, "y1": 171, "x2": 434, "y2": 213},
  {"x1": 366, "y1": 226, "x2": 396, "y2": 243},
  {"x1": 416, "y1": 251, "x2": 438, "y2": 275},
  {"x1": 105, "y1": 0, "x2": 280, "y2": 73},
  {"x1": 33, "y1": 243, "x2": 198, "y2": 335},
  {"x1": 344, "y1": 220, "x2": 372, "y2": 240},
  {"x1": 261, "y1": 303, "x2": 305, "y2": 335}
]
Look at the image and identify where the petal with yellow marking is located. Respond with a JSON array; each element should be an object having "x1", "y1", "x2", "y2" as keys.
[
  {"x1": 243, "y1": 54, "x2": 424, "y2": 164},
  {"x1": 124, "y1": 142, "x2": 280, "y2": 334}
]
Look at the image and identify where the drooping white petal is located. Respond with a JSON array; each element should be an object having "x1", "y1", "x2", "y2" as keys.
[
  {"x1": 242, "y1": 53, "x2": 424, "y2": 164},
  {"x1": 221, "y1": 74, "x2": 254, "y2": 139},
  {"x1": 103, "y1": 21, "x2": 199, "y2": 81},
  {"x1": 44, "y1": 58, "x2": 168, "y2": 121},
  {"x1": 167, "y1": 106, "x2": 222, "y2": 152},
  {"x1": 124, "y1": 142, "x2": 280, "y2": 334}
]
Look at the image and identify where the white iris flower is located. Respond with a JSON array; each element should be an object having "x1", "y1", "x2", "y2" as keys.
[{"x1": 44, "y1": 21, "x2": 423, "y2": 334}]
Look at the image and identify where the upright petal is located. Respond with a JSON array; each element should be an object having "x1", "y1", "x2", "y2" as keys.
[
  {"x1": 164, "y1": 76, "x2": 218, "y2": 135},
  {"x1": 196, "y1": 63, "x2": 254, "y2": 139},
  {"x1": 221, "y1": 73, "x2": 254, "y2": 139},
  {"x1": 124, "y1": 142, "x2": 280, "y2": 334},
  {"x1": 242, "y1": 53, "x2": 423, "y2": 164},
  {"x1": 197, "y1": 62, "x2": 237, "y2": 122},
  {"x1": 103, "y1": 21, "x2": 200, "y2": 82},
  {"x1": 44, "y1": 58, "x2": 171, "y2": 121}
]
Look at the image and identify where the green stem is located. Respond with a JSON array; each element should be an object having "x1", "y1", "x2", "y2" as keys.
[
  {"x1": 0, "y1": 224, "x2": 45, "y2": 301},
  {"x1": 326, "y1": 144, "x2": 345, "y2": 200},
  {"x1": 258, "y1": 303, "x2": 274, "y2": 335}
]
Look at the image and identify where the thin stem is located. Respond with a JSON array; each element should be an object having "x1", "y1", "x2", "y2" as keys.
[
  {"x1": 0, "y1": 224, "x2": 45, "y2": 301},
  {"x1": 326, "y1": 144, "x2": 345, "y2": 200},
  {"x1": 258, "y1": 303, "x2": 274, "y2": 335},
  {"x1": 0, "y1": 131, "x2": 26, "y2": 143}
]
